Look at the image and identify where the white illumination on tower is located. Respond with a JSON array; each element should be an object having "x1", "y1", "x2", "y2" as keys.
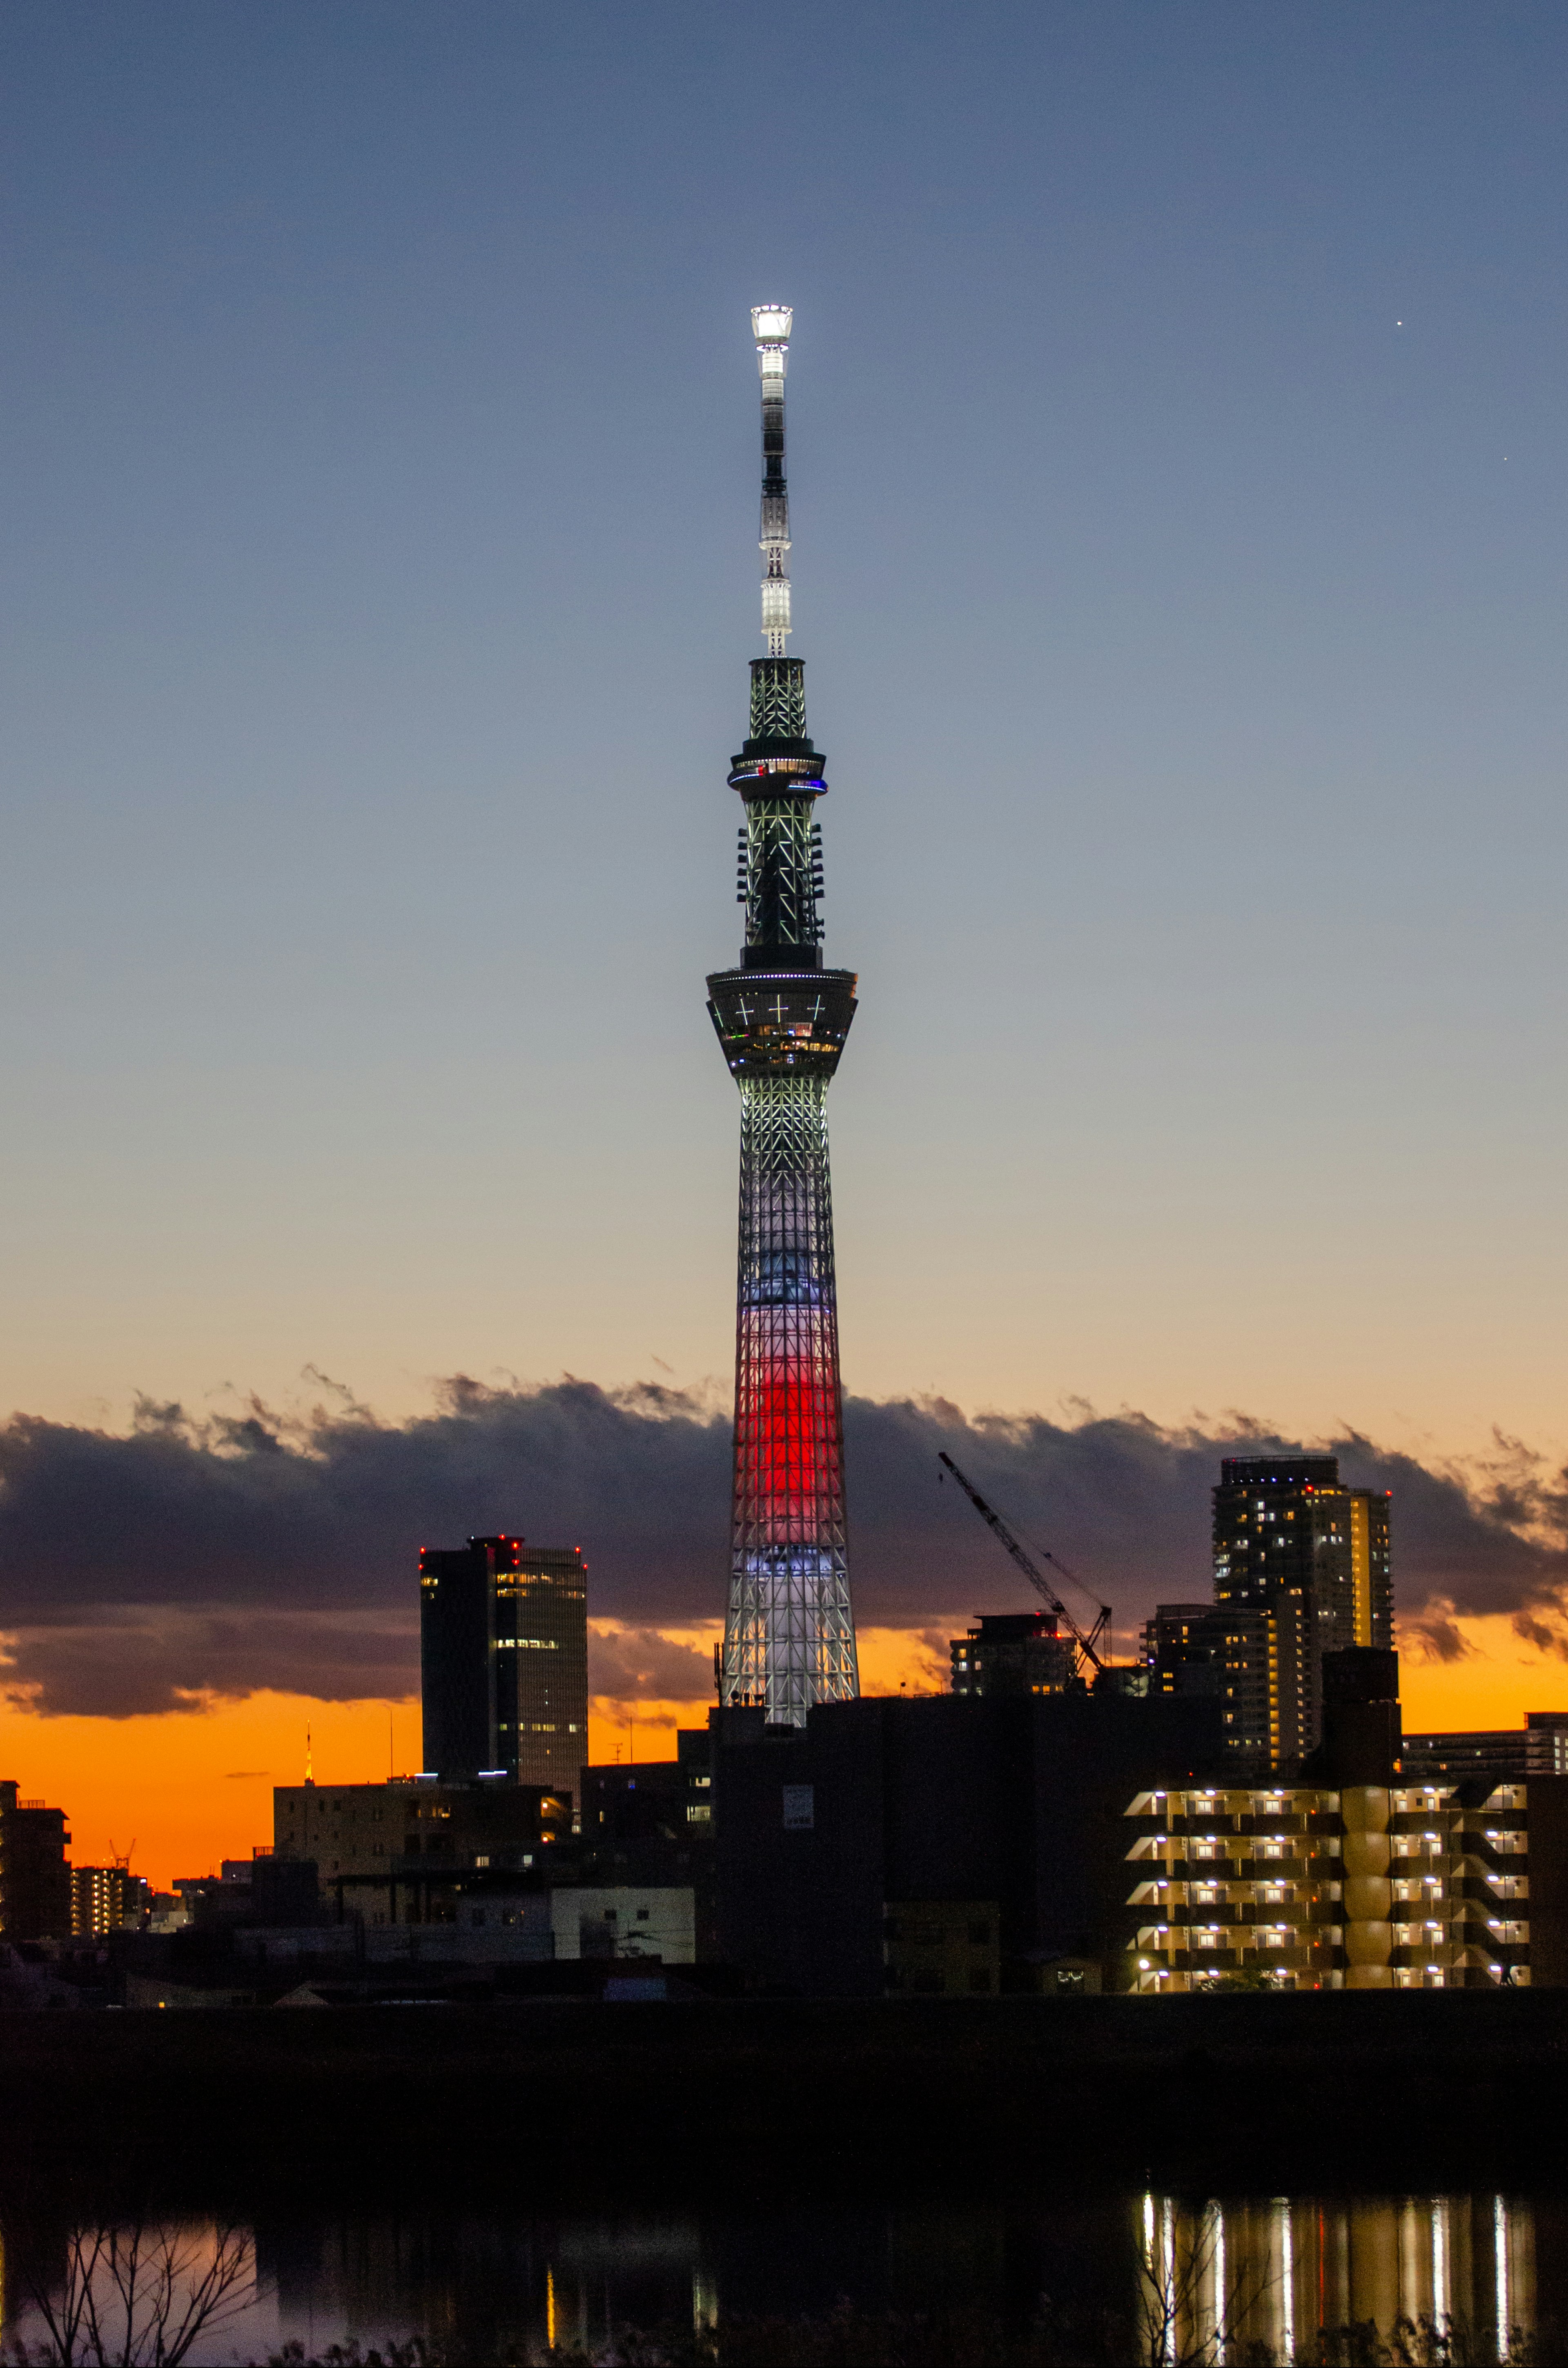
[{"x1": 752, "y1": 303, "x2": 793, "y2": 654}]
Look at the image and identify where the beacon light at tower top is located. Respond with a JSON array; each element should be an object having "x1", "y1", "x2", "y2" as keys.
[{"x1": 751, "y1": 305, "x2": 792, "y2": 348}]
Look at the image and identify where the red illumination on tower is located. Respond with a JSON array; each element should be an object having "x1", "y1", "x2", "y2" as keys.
[{"x1": 706, "y1": 305, "x2": 860, "y2": 1724}]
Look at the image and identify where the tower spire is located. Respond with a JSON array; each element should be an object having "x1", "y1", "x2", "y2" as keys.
[
  {"x1": 706, "y1": 305, "x2": 861, "y2": 1727},
  {"x1": 752, "y1": 304, "x2": 793, "y2": 655}
]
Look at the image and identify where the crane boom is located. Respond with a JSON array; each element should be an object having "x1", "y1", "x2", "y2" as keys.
[{"x1": 937, "y1": 1452, "x2": 1111, "y2": 1673}]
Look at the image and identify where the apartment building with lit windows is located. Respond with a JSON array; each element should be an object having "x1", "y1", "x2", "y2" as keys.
[
  {"x1": 1122, "y1": 1774, "x2": 1568, "y2": 1991},
  {"x1": 1212, "y1": 1454, "x2": 1392, "y2": 1765},
  {"x1": 70, "y1": 1864, "x2": 150, "y2": 1935}
]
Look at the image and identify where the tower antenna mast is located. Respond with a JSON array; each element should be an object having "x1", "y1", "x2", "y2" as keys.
[{"x1": 753, "y1": 305, "x2": 793, "y2": 655}]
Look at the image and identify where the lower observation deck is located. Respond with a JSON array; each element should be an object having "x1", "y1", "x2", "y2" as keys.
[{"x1": 707, "y1": 968, "x2": 858, "y2": 1081}]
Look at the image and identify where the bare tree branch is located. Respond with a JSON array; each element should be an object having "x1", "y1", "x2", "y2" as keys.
[{"x1": 8, "y1": 2217, "x2": 263, "y2": 2368}]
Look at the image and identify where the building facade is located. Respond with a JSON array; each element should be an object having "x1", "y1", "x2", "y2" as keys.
[
  {"x1": 273, "y1": 1776, "x2": 570, "y2": 1925},
  {"x1": 0, "y1": 1779, "x2": 70, "y2": 1941},
  {"x1": 552, "y1": 1886, "x2": 696, "y2": 1965},
  {"x1": 714, "y1": 1689, "x2": 1221, "y2": 1996},
  {"x1": 372, "y1": 1882, "x2": 698, "y2": 1966},
  {"x1": 1142, "y1": 1604, "x2": 1226, "y2": 1699},
  {"x1": 70, "y1": 1864, "x2": 150, "y2": 1935},
  {"x1": 419, "y1": 1533, "x2": 588, "y2": 1805},
  {"x1": 882, "y1": 1900, "x2": 1002, "y2": 1997},
  {"x1": 1123, "y1": 1773, "x2": 1565, "y2": 1991},
  {"x1": 949, "y1": 1612, "x2": 1076, "y2": 1697},
  {"x1": 1212, "y1": 1454, "x2": 1393, "y2": 1764},
  {"x1": 583, "y1": 1733, "x2": 714, "y2": 1848},
  {"x1": 1401, "y1": 1711, "x2": 1568, "y2": 1783},
  {"x1": 579, "y1": 1730, "x2": 718, "y2": 1955},
  {"x1": 709, "y1": 305, "x2": 860, "y2": 1728}
]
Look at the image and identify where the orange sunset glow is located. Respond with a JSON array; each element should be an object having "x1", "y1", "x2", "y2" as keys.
[{"x1": 2, "y1": 1616, "x2": 1559, "y2": 1893}]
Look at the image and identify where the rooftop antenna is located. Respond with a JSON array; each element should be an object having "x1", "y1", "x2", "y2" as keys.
[
  {"x1": 751, "y1": 305, "x2": 793, "y2": 654},
  {"x1": 305, "y1": 1724, "x2": 314, "y2": 1786}
]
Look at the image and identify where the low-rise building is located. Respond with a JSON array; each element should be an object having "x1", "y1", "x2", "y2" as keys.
[
  {"x1": 175, "y1": 1851, "x2": 323, "y2": 1931},
  {"x1": 551, "y1": 1886, "x2": 695, "y2": 1964},
  {"x1": 230, "y1": 1880, "x2": 696, "y2": 1967},
  {"x1": 1401, "y1": 1711, "x2": 1568, "y2": 1783},
  {"x1": 583, "y1": 1730, "x2": 714, "y2": 1844},
  {"x1": 1124, "y1": 1782, "x2": 1342, "y2": 1990},
  {"x1": 272, "y1": 1776, "x2": 570, "y2": 1924},
  {"x1": 579, "y1": 1732, "x2": 718, "y2": 1955},
  {"x1": 883, "y1": 1900, "x2": 1000, "y2": 1996}
]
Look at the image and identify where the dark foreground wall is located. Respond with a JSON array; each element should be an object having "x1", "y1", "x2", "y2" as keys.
[
  {"x1": 715, "y1": 1691, "x2": 1220, "y2": 1992},
  {"x1": 0, "y1": 1991, "x2": 1564, "y2": 2211}
]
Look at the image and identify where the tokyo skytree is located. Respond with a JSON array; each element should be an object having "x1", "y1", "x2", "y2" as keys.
[{"x1": 706, "y1": 305, "x2": 861, "y2": 1726}]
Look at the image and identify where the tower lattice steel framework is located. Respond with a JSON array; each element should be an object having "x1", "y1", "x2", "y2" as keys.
[{"x1": 706, "y1": 305, "x2": 861, "y2": 1725}]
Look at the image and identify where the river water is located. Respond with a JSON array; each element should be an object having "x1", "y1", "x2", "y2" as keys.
[{"x1": 2, "y1": 2187, "x2": 1560, "y2": 2362}]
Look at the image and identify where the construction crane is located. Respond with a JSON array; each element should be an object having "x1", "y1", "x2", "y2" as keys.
[{"x1": 938, "y1": 1451, "x2": 1111, "y2": 1674}]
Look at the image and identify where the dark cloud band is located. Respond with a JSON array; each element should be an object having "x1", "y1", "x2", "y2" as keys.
[{"x1": 0, "y1": 1377, "x2": 1562, "y2": 1715}]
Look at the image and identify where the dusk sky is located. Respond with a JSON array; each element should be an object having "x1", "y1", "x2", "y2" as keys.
[{"x1": 3, "y1": 2, "x2": 1567, "y2": 1878}]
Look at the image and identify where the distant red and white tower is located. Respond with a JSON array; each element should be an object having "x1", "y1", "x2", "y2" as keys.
[{"x1": 706, "y1": 305, "x2": 860, "y2": 1725}]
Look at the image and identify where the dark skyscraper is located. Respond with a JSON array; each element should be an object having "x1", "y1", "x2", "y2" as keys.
[
  {"x1": 1212, "y1": 1454, "x2": 1392, "y2": 1765},
  {"x1": 708, "y1": 305, "x2": 860, "y2": 1726},
  {"x1": 0, "y1": 1779, "x2": 71, "y2": 1941},
  {"x1": 419, "y1": 1534, "x2": 588, "y2": 1806}
]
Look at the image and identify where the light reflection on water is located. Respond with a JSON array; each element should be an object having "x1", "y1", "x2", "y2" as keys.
[
  {"x1": 1135, "y1": 2192, "x2": 1536, "y2": 2365},
  {"x1": 0, "y1": 2191, "x2": 1553, "y2": 2361}
]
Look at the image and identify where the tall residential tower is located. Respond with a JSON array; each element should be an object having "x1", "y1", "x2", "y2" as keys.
[
  {"x1": 1212, "y1": 1453, "x2": 1392, "y2": 1765},
  {"x1": 707, "y1": 305, "x2": 861, "y2": 1725}
]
